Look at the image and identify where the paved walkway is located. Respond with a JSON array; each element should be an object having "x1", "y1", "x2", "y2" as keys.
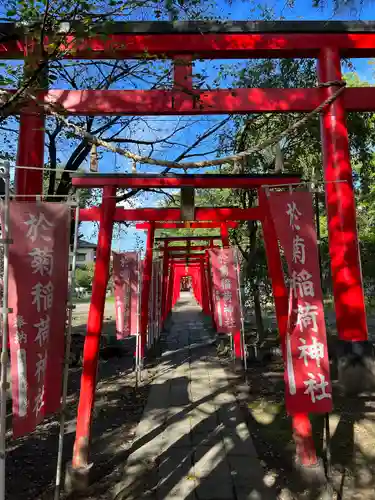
[{"x1": 112, "y1": 293, "x2": 276, "y2": 500}]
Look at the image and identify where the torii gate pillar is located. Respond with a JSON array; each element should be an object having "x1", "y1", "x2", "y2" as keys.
[
  {"x1": 140, "y1": 223, "x2": 155, "y2": 361},
  {"x1": 68, "y1": 186, "x2": 117, "y2": 490},
  {"x1": 319, "y1": 48, "x2": 373, "y2": 392},
  {"x1": 16, "y1": 56, "x2": 46, "y2": 198}
]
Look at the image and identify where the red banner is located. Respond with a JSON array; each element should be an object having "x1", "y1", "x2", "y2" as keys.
[
  {"x1": 172, "y1": 265, "x2": 183, "y2": 308},
  {"x1": 126, "y1": 252, "x2": 140, "y2": 336},
  {"x1": 209, "y1": 248, "x2": 241, "y2": 334},
  {"x1": 267, "y1": 190, "x2": 332, "y2": 414},
  {"x1": 190, "y1": 267, "x2": 200, "y2": 306},
  {"x1": 112, "y1": 252, "x2": 127, "y2": 339},
  {"x1": 5, "y1": 202, "x2": 70, "y2": 437},
  {"x1": 148, "y1": 259, "x2": 163, "y2": 345},
  {"x1": 113, "y1": 252, "x2": 140, "y2": 338}
]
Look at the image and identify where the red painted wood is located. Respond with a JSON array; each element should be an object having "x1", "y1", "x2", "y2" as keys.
[
  {"x1": 258, "y1": 188, "x2": 289, "y2": 346},
  {"x1": 318, "y1": 48, "x2": 368, "y2": 342},
  {"x1": 15, "y1": 88, "x2": 375, "y2": 115},
  {"x1": 200, "y1": 260, "x2": 210, "y2": 315},
  {"x1": 73, "y1": 186, "x2": 117, "y2": 468},
  {"x1": 161, "y1": 242, "x2": 169, "y2": 326},
  {"x1": 220, "y1": 223, "x2": 230, "y2": 247},
  {"x1": 156, "y1": 236, "x2": 221, "y2": 241},
  {"x1": 170, "y1": 259, "x2": 205, "y2": 263},
  {"x1": 173, "y1": 55, "x2": 193, "y2": 90},
  {"x1": 173, "y1": 263, "x2": 201, "y2": 266},
  {"x1": 140, "y1": 224, "x2": 155, "y2": 358},
  {"x1": 205, "y1": 250, "x2": 216, "y2": 331},
  {"x1": 16, "y1": 113, "x2": 44, "y2": 198},
  {"x1": 136, "y1": 222, "x2": 239, "y2": 229},
  {"x1": 292, "y1": 413, "x2": 318, "y2": 466},
  {"x1": 4, "y1": 33, "x2": 375, "y2": 59},
  {"x1": 166, "y1": 265, "x2": 174, "y2": 316},
  {"x1": 160, "y1": 245, "x2": 219, "y2": 251},
  {"x1": 79, "y1": 207, "x2": 264, "y2": 222},
  {"x1": 170, "y1": 257, "x2": 205, "y2": 261},
  {"x1": 72, "y1": 175, "x2": 298, "y2": 189},
  {"x1": 219, "y1": 225, "x2": 242, "y2": 360}
]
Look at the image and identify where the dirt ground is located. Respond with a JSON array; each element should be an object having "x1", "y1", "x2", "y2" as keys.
[
  {"x1": 227, "y1": 345, "x2": 375, "y2": 500},
  {"x1": 6, "y1": 300, "x2": 375, "y2": 500},
  {"x1": 5, "y1": 305, "x2": 150, "y2": 500}
]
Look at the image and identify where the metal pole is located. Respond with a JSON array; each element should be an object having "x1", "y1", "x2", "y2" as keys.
[
  {"x1": 0, "y1": 160, "x2": 11, "y2": 500},
  {"x1": 315, "y1": 192, "x2": 323, "y2": 284},
  {"x1": 54, "y1": 196, "x2": 80, "y2": 500},
  {"x1": 235, "y1": 248, "x2": 247, "y2": 371},
  {"x1": 314, "y1": 191, "x2": 332, "y2": 483}
]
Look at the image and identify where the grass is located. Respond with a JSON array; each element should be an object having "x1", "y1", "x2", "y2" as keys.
[{"x1": 73, "y1": 295, "x2": 115, "y2": 304}]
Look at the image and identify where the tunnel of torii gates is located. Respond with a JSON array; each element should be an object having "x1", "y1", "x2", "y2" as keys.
[
  {"x1": 3, "y1": 19, "x2": 374, "y2": 478},
  {"x1": 74, "y1": 172, "x2": 305, "y2": 470},
  {"x1": 149, "y1": 232, "x2": 232, "y2": 337}
]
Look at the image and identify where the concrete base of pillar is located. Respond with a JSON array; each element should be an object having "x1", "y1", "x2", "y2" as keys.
[
  {"x1": 233, "y1": 358, "x2": 244, "y2": 374},
  {"x1": 64, "y1": 461, "x2": 93, "y2": 494},
  {"x1": 294, "y1": 457, "x2": 326, "y2": 486},
  {"x1": 336, "y1": 340, "x2": 375, "y2": 394},
  {"x1": 145, "y1": 341, "x2": 162, "y2": 362},
  {"x1": 215, "y1": 333, "x2": 231, "y2": 356}
]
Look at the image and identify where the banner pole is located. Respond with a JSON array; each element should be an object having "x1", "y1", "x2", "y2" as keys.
[
  {"x1": 0, "y1": 160, "x2": 10, "y2": 500},
  {"x1": 234, "y1": 248, "x2": 247, "y2": 372},
  {"x1": 54, "y1": 195, "x2": 80, "y2": 500},
  {"x1": 314, "y1": 190, "x2": 332, "y2": 483},
  {"x1": 135, "y1": 252, "x2": 142, "y2": 386},
  {"x1": 150, "y1": 260, "x2": 154, "y2": 350}
]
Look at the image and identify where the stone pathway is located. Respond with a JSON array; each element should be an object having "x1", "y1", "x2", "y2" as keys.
[{"x1": 111, "y1": 293, "x2": 276, "y2": 500}]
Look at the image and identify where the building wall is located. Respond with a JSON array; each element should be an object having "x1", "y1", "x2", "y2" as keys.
[{"x1": 74, "y1": 248, "x2": 96, "y2": 267}]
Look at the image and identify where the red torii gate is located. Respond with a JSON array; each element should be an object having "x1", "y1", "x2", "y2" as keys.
[
  {"x1": 136, "y1": 222, "x2": 239, "y2": 230},
  {"x1": 157, "y1": 240, "x2": 221, "y2": 327},
  {"x1": 147, "y1": 226, "x2": 234, "y2": 327},
  {"x1": 166, "y1": 255, "x2": 210, "y2": 314},
  {"x1": 3, "y1": 18, "x2": 371, "y2": 487},
  {"x1": 158, "y1": 245, "x2": 218, "y2": 251},
  {"x1": 4, "y1": 21, "x2": 370, "y2": 352},
  {"x1": 70, "y1": 172, "x2": 297, "y2": 472},
  {"x1": 134, "y1": 191, "x2": 275, "y2": 363},
  {"x1": 158, "y1": 246, "x2": 218, "y2": 321}
]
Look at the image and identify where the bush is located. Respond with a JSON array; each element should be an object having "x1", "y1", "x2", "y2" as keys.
[{"x1": 75, "y1": 263, "x2": 95, "y2": 290}]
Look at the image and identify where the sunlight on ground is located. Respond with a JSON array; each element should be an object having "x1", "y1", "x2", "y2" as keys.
[{"x1": 248, "y1": 400, "x2": 282, "y2": 425}]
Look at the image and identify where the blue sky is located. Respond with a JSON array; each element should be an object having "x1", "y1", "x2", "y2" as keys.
[
  {"x1": 97, "y1": 0, "x2": 375, "y2": 251},
  {"x1": 2, "y1": 0, "x2": 375, "y2": 251},
  {"x1": 221, "y1": 0, "x2": 375, "y2": 20}
]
